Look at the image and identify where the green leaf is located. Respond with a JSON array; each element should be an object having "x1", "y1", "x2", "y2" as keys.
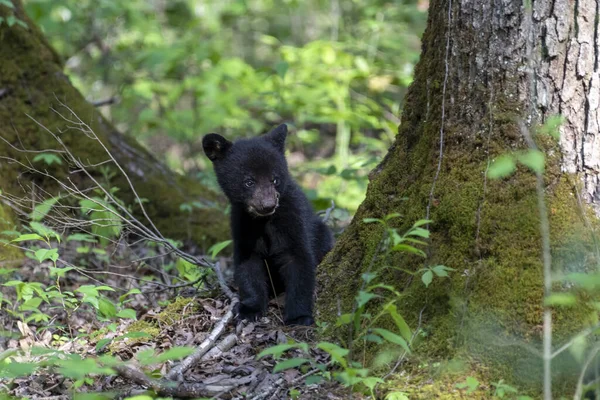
[
  {"x1": 335, "y1": 313, "x2": 353, "y2": 326},
  {"x1": 569, "y1": 335, "x2": 587, "y2": 363},
  {"x1": 95, "y1": 338, "x2": 112, "y2": 352},
  {"x1": 116, "y1": 309, "x2": 137, "y2": 320},
  {"x1": 385, "y1": 392, "x2": 410, "y2": 400},
  {"x1": 363, "y1": 334, "x2": 383, "y2": 344},
  {"x1": 391, "y1": 244, "x2": 426, "y2": 257},
  {"x1": 411, "y1": 219, "x2": 432, "y2": 227},
  {"x1": 306, "y1": 375, "x2": 323, "y2": 385},
  {"x1": 384, "y1": 213, "x2": 403, "y2": 221},
  {"x1": 58, "y1": 357, "x2": 113, "y2": 379},
  {"x1": 544, "y1": 293, "x2": 577, "y2": 307},
  {"x1": 362, "y1": 218, "x2": 383, "y2": 224},
  {"x1": 98, "y1": 297, "x2": 117, "y2": 318},
  {"x1": 34, "y1": 248, "x2": 59, "y2": 263},
  {"x1": 49, "y1": 266, "x2": 74, "y2": 278},
  {"x1": 537, "y1": 115, "x2": 564, "y2": 139},
  {"x1": 154, "y1": 347, "x2": 196, "y2": 363},
  {"x1": 384, "y1": 304, "x2": 412, "y2": 342},
  {"x1": 11, "y1": 233, "x2": 43, "y2": 243},
  {"x1": 273, "y1": 357, "x2": 310, "y2": 372},
  {"x1": 67, "y1": 233, "x2": 98, "y2": 243},
  {"x1": 488, "y1": 155, "x2": 516, "y2": 179},
  {"x1": 15, "y1": 18, "x2": 27, "y2": 29},
  {"x1": 432, "y1": 265, "x2": 454, "y2": 277},
  {"x1": 1, "y1": 230, "x2": 21, "y2": 238},
  {"x1": 362, "y1": 377, "x2": 385, "y2": 392},
  {"x1": 79, "y1": 198, "x2": 122, "y2": 241},
  {"x1": 207, "y1": 240, "x2": 232, "y2": 259},
  {"x1": 317, "y1": 342, "x2": 349, "y2": 366},
  {"x1": 257, "y1": 343, "x2": 297, "y2": 359},
  {"x1": 516, "y1": 150, "x2": 545, "y2": 173},
  {"x1": 119, "y1": 288, "x2": 142, "y2": 303},
  {"x1": 361, "y1": 272, "x2": 377, "y2": 283},
  {"x1": 121, "y1": 331, "x2": 152, "y2": 340},
  {"x1": 356, "y1": 291, "x2": 378, "y2": 308},
  {"x1": 19, "y1": 297, "x2": 43, "y2": 311},
  {"x1": 275, "y1": 61, "x2": 289, "y2": 78},
  {"x1": 0, "y1": 0, "x2": 15, "y2": 9},
  {"x1": 0, "y1": 362, "x2": 37, "y2": 378},
  {"x1": 408, "y1": 227, "x2": 430, "y2": 238},
  {"x1": 32, "y1": 153, "x2": 62, "y2": 166},
  {"x1": 372, "y1": 328, "x2": 410, "y2": 353},
  {"x1": 29, "y1": 222, "x2": 60, "y2": 242},
  {"x1": 456, "y1": 376, "x2": 480, "y2": 394},
  {"x1": 421, "y1": 270, "x2": 433, "y2": 287},
  {"x1": 30, "y1": 197, "x2": 59, "y2": 221}
]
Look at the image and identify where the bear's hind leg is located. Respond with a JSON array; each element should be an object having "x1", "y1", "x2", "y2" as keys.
[{"x1": 279, "y1": 255, "x2": 315, "y2": 326}]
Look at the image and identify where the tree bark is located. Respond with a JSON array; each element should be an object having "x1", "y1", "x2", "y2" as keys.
[
  {"x1": 318, "y1": 0, "x2": 599, "y2": 391},
  {"x1": 0, "y1": 2, "x2": 228, "y2": 252}
]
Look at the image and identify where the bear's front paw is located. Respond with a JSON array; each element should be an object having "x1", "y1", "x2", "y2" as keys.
[
  {"x1": 284, "y1": 315, "x2": 314, "y2": 326},
  {"x1": 234, "y1": 302, "x2": 264, "y2": 323}
]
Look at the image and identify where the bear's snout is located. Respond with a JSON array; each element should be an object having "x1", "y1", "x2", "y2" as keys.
[{"x1": 248, "y1": 186, "x2": 279, "y2": 217}]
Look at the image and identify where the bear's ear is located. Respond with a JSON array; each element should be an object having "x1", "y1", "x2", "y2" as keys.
[
  {"x1": 265, "y1": 123, "x2": 288, "y2": 153},
  {"x1": 202, "y1": 134, "x2": 232, "y2": 161}
]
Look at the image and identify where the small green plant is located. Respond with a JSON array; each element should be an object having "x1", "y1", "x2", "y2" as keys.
[
  {"x1": 256, "y1": 214, "x2": 453, "y2": 398},
  {"x1": 455, "y1": 376, "x2": 480, "y2": 394},
  {"x1": 0, "y1": 0, "x2": 28, "y2": 29},
  {"x1": 363, "y1": 216, "x2": 454, "y2": 286}
]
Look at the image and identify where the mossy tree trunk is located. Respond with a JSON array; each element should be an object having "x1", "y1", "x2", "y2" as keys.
[
  {"x1": 0, "y1": 1, "x2": 228, "y2": 253},
  {"x1": 318, "y1": 0, "x2": 599, "y2": 390}
]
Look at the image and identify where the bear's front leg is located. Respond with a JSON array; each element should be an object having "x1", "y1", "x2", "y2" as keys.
[
  {"x1": 279, "y1": 255, "x2": 315, "y2": 326},
  {"x1": 234, "y1": 254, "x2": 268, "y2": 322}
]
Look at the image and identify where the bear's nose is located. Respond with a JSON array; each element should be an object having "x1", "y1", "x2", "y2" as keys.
[{"x1": 259, "y1": 203, "x2": 277, "y2": 214}]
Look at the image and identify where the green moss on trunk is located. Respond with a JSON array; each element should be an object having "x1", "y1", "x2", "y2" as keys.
[
  {"x1": 0, "y1": 2, "x2": 228, "y2": 247},
  {"x1": 317, "y1": 0, "x2": 597, "y2": 393}
]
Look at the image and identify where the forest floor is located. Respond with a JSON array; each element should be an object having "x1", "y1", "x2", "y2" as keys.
[{"x1": 0, "y1": 240, "x2": 361, "y2": 400}]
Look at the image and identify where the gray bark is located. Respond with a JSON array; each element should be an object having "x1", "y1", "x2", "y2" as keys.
[{"x1": 318, "y1": 0, "x2": 599, "y2": 392}]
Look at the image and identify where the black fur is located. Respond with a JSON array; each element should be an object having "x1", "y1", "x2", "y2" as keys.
[{"x1": 202, "y1": 124, "x2": 334, "y2": 326}]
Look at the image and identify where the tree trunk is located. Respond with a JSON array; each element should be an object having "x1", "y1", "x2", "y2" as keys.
[
  {"x1": 318, "y1": 0, "x2": 599, "y2": 391},
  {"x1": 0, "y1": 2, "x2": 228, "y2": 253}
]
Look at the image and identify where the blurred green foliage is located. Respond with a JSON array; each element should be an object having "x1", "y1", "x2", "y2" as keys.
[{"x1": 25, "y1": 0, "x2": 426, "y2": 211}]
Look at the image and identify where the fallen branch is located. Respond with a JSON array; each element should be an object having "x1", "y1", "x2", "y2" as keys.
[
  {"x1": 167, "y1": 298, "x2": 238, "y2": 380},
  {"x1": 200, "y1": 333, "x2": 238, "y2": 361},
  {"x1": 115, "y1": 364, "x2": 253, "y2": 398},
  {"x1": 250, "y1": 377, "x2": 285, "y2": 400}
]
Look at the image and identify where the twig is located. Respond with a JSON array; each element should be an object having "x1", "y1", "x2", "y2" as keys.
[
  {"x1": 91, "y1": 97, "x2": 118, "y2": 107},
  {"x1": 167, "y1": 298, "x2": 238, "y2": 380},
  {"x1": 382, "y1": 306, "x2": 426, "y2": 380},
  {"x1": 322, "y1": 200, "x2": 335, "y2": 223},
  {"x1": 200, "y1": 333, "x2": 238, "y2": 361},
  {"x1": 115, "y1": 364, "x2": 253, "y2": 398},
  {"x1": 214, "y1": 261, "x2": 235, "y2": 300},
  {"x1": 292, "y1": 361, "x2": 332, "y2": 384},
  {"x1": 551, "y1": 322, "x2": 600, "y2": 359},
  {"x1": 574, "y1": 345, "x2": 600, "y2": 400},
  {"x1": 425, "y1": 0, "x2": 452, "y2": 222},
  {"x1": 250, "y1": 377, "x2": 285, "y2": 400}
]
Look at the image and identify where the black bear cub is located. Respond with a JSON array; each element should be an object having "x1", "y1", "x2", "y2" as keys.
[{"x1": 202, "y1": 124, "x2": 333, "y2": 326}]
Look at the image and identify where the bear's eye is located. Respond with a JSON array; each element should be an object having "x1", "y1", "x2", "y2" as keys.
[
  {"x1": 272, "y1": 178, "x2": 279, "y2": 186},
  {"x1": 244, "y1": 180, "x2": 255, "y2": 188}
]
